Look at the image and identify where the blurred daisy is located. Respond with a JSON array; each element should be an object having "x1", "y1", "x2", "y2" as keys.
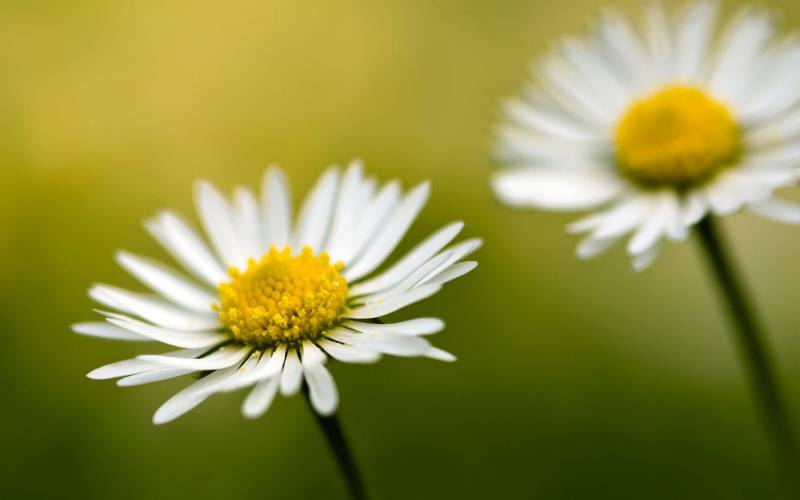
[
  {"x1": 75, "y1": 161, "x2": 479, "y2": 424},
  {"x1": 493, "y1": 1, "x2": 800, "y2": 270}
]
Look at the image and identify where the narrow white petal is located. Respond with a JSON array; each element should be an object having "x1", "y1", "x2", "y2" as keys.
[
  {"x1": 632, "y1": 244, "x2": 661, "y2": 272},
  {"x1": 338, "y1": 180, "x2": 401, "y2": 265},
  {"x1": 643, "y1": 0, "x2": 673, "y2": 80},
  {"x1": 348, "y1": 221, "x2": 463, "y2": 296},
  {"x1": 145, "y1": 210, "x2": 228, "y2": 287},
  {"x1": 708, "y1": 8, "x2": 775, "y2": 104},
  {"x1": 318, "y1": 339, "x2": 381, "y2": 363},
  {"x1": 303, "y1": 362, "x2": 338, "y2": 416},
  {"x1": 682, "y1": 190, "x2": 708, "y2": 225},
  {"x1": 242, "y1": 376, "x2": 281, "y2": 419},
  {"x1": 749, "y1": 198, "x2": 800, "y2": 224},
  {"x1": 492, "y1": 167, "x2": 622, "y2": 211},
  {"x1": 153, "y1": 392, "x2": 208, "y2": 425},
  {"x1": 424, "y1": 261, "x2": 478, "y2": 287},
  {"x1": 413, "y1": 239, "x2": 482, "y2": 288},
  {"x1": 117, "y1": 368, "x2": 195, "y2": 386},
  {"x1": 302, "y1": 340, "x2": 327, "y2": 366},
  {"x1": 89, "y1": 284, "x2": 220, "y2": 331},
  {"x1": 325, "y1": 161, "x2": 365, "y2": 260},
  {"x1": 332, "y1": 329, "x2": 433, "y2": 357},
  {"x1": 343, "y1": 181, "x2": 430, "y2": 282},
  {"x1": 115, "y1": 251, "x2": 217, "y2": 313},
  {"x1": 425, "y1": 347, "x2": 456, "y2": 362},
  {"x1": 139, "y1": 344, "x2": 251, "y2": 370},
  {"x1": 627, "y1": 192, "x2": 675, "y2": 256},
  {"x1": 293, "y1": 167, "x2": 340, "y2": 250},
  {"x1": 280, "y1": 350, "x2": 303, "y2": 396},
  {"x1": 344, "y1": 318, "x2": 445, "y2": 336},
  {"x1": 576, "y1": 235, "x2": 617, "y2": 259},
  {"x1": 674, "y1": 0, "x2": 718, "y2": 81},
  {"x1": 72, "y1": 321, "x2": 150, "y2": 341},
  {"x1": 151, "y1": 363, "x2": 244, "y2": 424},
  {"x1": 87, "y1": 358, "x2": 160, "y2": 380},
  {"x1": 105, "y1": 314, "x2": 229, "y2": 349},
  {"x1": 261, "y1": 166, "x2": 292, "y2": 249},
  {"x1": 233, "y1": 187, "x2": 261, "y2": 260},
  {"x1": 195, "y1": 180, "x2": 244, "y2": 267},
  {"x1": 345, "y1": 284, "x2": 442, "y2": 319}
]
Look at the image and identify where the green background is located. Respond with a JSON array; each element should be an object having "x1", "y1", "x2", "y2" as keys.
[{"x1": 2, "y1": 0, "x2": 800, "y2": 498}]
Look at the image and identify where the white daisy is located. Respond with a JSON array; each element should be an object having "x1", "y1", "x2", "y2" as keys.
[
  {"x1": 493, "y1": 0, "x2": 800, "y2": 270},
  {"x1": 74, "y1": 161, "x2": 479, "y2": 424}
]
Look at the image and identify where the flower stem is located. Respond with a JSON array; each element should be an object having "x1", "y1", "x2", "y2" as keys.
[
  {"x1": 696, "y1": 216, "x2": 800, "y2": 492},
  {"x1": 303, "y1": 385, "x2": 368, "y2": 500}
]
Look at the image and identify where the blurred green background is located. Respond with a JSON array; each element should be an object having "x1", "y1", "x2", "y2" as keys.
[{"x1": 2, "y1": 0, "x2": 800, "y2": 498}]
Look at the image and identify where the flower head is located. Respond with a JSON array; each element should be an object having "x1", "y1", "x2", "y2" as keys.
[
  {"x1": 493, "y1": 1, "x2": 800, "y2": 270},
  {"x1": 75, "y1": 161, "x2": 479, "y2": 423}
]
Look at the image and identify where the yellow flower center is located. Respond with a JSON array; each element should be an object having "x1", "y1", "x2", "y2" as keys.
[
  {"x1": 215, "y1": 246, "x2": 348, "y2": 348},
  {"x1": 615, "y1": 85, "x2": 741, "y2": 187}
]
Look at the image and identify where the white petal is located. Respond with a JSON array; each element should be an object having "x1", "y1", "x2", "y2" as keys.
[
  {"x1": 145, "y1": 210, "x2": 228, "y2": 287},
  {"x1": 425, "y1": 347, "x2": 457, "y2": 362},
  {"x1": 195, "y1": 180, "x2": 244, "y2": 267},
  {"x1": 89, "y1": 284, "x2": 220, "y2": 331},
  {"x1": 748, "y1": 198, "x2": 800, "y2": 224},
  {"x1": 301, "y1": 340, "x2": 327, "y2": 366},
  {"x1": 682, "y1": 190, "x2": 708, "y2": 225},
  {"x1": 105, "y1": 314, "x2": 229, "y2": 349},
  {"x1": 233, "y1": 187, "x2": 261, "y2": 260},
  {"x1": 674, "y1": 0, "x2": 718, "y2": 81},
  {"x1": 293, "y1": 167, "x2": 340, "y2": 250},
  {"x1": 708, "y1": 7, "x2": 775, "y2": 104},
  {"x1": 117, "y1": 368, "x2": 195, "y2": 386},
  {"x1": 242, "y1": 376, "x2": 281, "y2": 419},
  {"x1": 705, "y1": 170, "x2": 772, "y2": 216},
  {"x1": 152, "y1": 364, "x2": 244, "y2": 424},
  {"x1": 229, "y1": 345, "x2": 286, "y2": 389},
  {"x1": 348, "y1": 221, "x2": 463, "y2": 296},
  {"x1": 303, "y1": 362, "x2": 338, "y2": 416},
  {"x1": 88, "y1": 347, "x2": 208, "y2": 380},
  {"x1": 492, "y1": 167, "x2": 622, "y2": 211},
  {"x1": 632, "y1": 244, "x2": 661, "y2": 272},
  {"x1": 502, "y1": 96, "x2": 602, "y2": 143},
  {"x1": 325, "y1": 160, "x2": 365, "y2": 260},
  {"x1": 280, "y1": 350, "x2": 303, "y2": 396},
  {"x1": 72, "y1": 321, "x2": 150, "y2": 341},
  {"x1": 344, "y1": 318, "x2": 445, "y2": 336},
  {"x1": 115, "y1": 251, "x2": 217, "y2": 313},
  {"x1": 87, "y1": 358, "x2": 160, "y2": 380},
  {"x1": 424, "y1": 261, "x2": 478, "y2": 287},
  {"x1": 317, "y1": 339, "x2": 381, "y2": 363},
  {"x1": 576, "y1": 234, "x2": 617, "y2": 259},
  {"x1": 139, "y1": 344, "x2": 251, "y2": 370},
  {"x1": 413, "y1": 239, "x2": 482, "y2": 288},
  {"x1": 261, "y1": 166, "x2": 292, "y2": 249},
  {"x1": 343, "y1": 182, "x2": 430, "y2": 282},
  {"x1": 332, "y1": 328, "x2": 432, "y2": 357},
  {"x1": 643, "y1": 0, "x2": 673, "y2": 80},
  {"x1": 345, "y1": 284, "x2": 442, "y2": 319},
  {"x1": 339, "y1": 180, "x2": 402, "y2": 265},
  {"x1": 627, "y1": 191, "x2": 677, "y2": 256}
]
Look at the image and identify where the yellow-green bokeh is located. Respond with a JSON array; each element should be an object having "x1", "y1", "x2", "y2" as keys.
[{"x1": 2, "y1": 0, "x2": 800, "y2": 498}]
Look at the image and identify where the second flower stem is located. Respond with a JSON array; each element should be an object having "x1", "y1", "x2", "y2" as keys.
[{"x1": 696, "y1": 216, "x2": 799, "y2": 492}]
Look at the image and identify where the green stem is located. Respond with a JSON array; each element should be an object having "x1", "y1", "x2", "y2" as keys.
[
  {"x1": 303, "y1": 385, "x2": 368, "y2": 500},
  {"x1": 696, "y1": 216, "x2": 799, "y2": 493}
]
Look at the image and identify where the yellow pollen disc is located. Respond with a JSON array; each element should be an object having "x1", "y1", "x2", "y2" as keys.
[
  {"x1": 215, "y1": 246, "x2": 348, "y2": 347},
  {"x1": 615, "y1": 85, "x2": 741, "y2": 187}
]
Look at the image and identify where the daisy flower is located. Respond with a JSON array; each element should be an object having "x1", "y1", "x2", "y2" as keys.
[
  {"x1": 74, "y1": 161, "x2": 479, "y2": 424},
  {"x1": 493, "y1": 0, "x2": 800, "y2": 270}
]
